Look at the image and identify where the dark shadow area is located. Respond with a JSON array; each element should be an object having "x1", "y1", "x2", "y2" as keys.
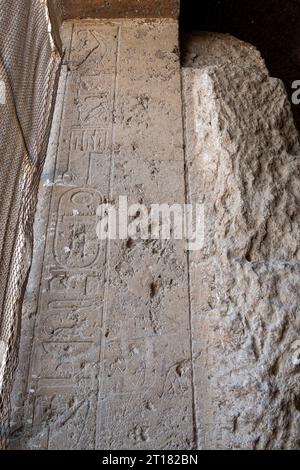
[{"x1": 180, "y1": 0, "x2": 300, "y2": 133}]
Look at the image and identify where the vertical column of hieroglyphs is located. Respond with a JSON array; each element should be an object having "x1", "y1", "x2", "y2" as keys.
[
  {"x1": 95, "y1": 20, "x2": 195, "y2": 450},
  {"x1": 23, "y1": 22, "x2": 119, "y2": 449}
]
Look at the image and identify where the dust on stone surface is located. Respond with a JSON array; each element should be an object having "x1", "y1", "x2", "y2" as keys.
[
  {"x1": 10, "y1": 19, "x2": 194, "y2": 451},
  {"x1": 183, "y1": 33, "x2": 300, "y2": 450},
  {"x1": 9, "y1": 26, "x2": 300, "y2": 450}
]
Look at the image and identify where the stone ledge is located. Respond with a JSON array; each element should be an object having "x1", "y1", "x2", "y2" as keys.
[{"x1": 61, "y1": 0, "x2": 179, "y2": 19}]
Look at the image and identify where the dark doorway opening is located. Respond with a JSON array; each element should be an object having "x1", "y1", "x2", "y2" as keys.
[{"x1": 180, "y1": 0, "x2": 300, "y2": 132}]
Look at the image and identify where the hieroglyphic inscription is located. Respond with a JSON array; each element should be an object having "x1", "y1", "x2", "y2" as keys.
[
  {"x1": 54, "y1": 188, "x2": 103, "y2": 269},
  {"x1": 24, "y1": 24, "x2": 119, "y2": 448},
  {"x1": 21, "y1": 20, "x2": 195, "y2": 451}
]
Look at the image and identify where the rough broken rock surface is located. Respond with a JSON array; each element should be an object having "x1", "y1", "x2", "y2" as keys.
[{"x1": 183, "y1": 33, "x2": 300, "y2": 449}]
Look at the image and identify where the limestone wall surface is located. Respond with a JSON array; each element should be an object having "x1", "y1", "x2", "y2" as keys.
[
  {"x1": 10, "y1": 18, "x2": 194, "y2": 450},
  {"x1": 9, "y1": 25, "x2": 300, "y2": 450}
]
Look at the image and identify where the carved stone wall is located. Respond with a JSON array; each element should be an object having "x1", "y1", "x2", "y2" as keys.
[
  {"x1": 10, "y1": 18, "x2": 194, "y2": 450},
  {"x1": 8, "y1": 14, "x2": 300, "y2": 449}
]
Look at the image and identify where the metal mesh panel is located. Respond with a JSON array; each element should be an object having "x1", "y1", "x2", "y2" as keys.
[{"x1": 0, "y1": 0, "x2": 61, "y2": 449}]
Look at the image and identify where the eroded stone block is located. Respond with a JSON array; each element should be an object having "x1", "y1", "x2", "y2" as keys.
[{"x1": 183, "y1": 34, "x2": 300, "y2": 449}]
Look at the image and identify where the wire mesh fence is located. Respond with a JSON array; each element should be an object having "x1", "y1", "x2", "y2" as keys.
[{"x1": 0, "y1": 0, "x2": 61, "y2": 449}]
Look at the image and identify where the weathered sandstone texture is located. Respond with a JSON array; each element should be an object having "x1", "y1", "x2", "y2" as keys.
[
  {"x1": 10, "y1": 19, "x2": 194, "y2": 450},
  {"x1": 9, "y1": 25, "x2": 300, "y2": 450},
  {"x1": 183, "y1": 33, "x2": 300, "y2": 449},
  {"x1": 61, "y1": 0, "x2": 179, "y2": 19}
]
